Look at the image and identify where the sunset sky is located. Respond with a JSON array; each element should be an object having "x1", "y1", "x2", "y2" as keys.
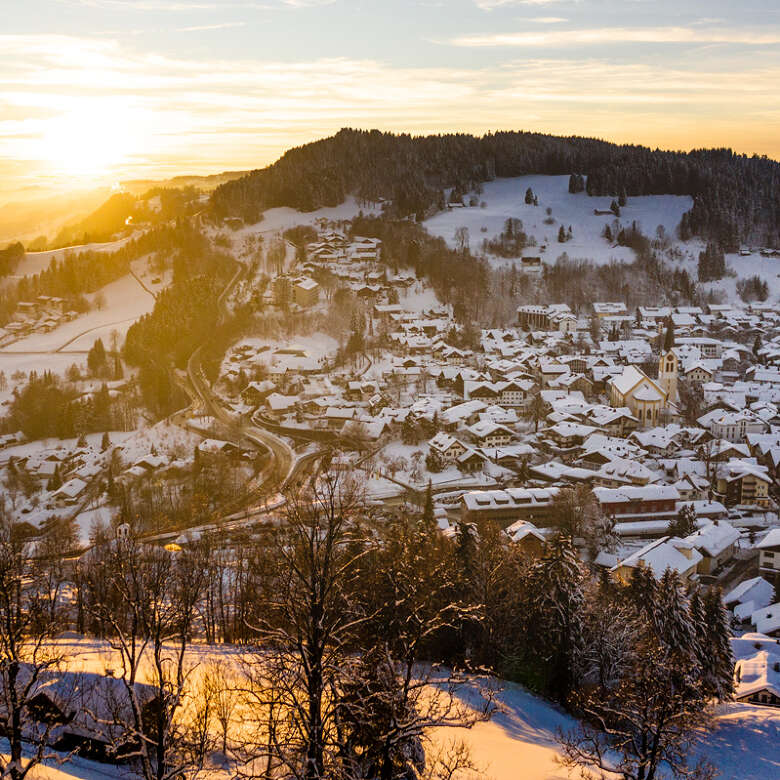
[{"x1": 3, "y1": 0, "x2": 779, "y2": 197}]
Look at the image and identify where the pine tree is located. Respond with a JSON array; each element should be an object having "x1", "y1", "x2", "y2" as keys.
[
  {"x1": 702, "y1": 588, "x2": 735, "y2": 701},
  {"x1": 422, "y1": 480, "x2": 435, "y2": 529},
  {"x1": 525, "y1": 187, "x2": 534, "y2": 205},
  {"x1": 663, "y1": 319, "x2": 675, "y2": 351},
  {"x1": 558, "y1": 225, "x2": 566, "y2": 243},
  {"x1": 101, "y1": 431, "x2": 111, "y2": 451},
  {"x1": 667, "y1": 503, "x2": 695, "y2": 537},
  {"x1": 525, "y1": 535, "x2": 584, "y2": 703},
  {"x1": 753, "y1": 334, "x2": 762, "y2": 359}
]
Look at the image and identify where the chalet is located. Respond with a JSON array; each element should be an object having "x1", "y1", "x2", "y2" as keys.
[
  {"x1": 732, "y1": 635, "x2": 780, "y2": 707},
  {"x1": 594, "y1": 484, "x2": 680, "y2": 522},
  {"x1": 466, "y1": 421, "x2": 513, "y2": 448},
  {"x1": 750, "y1": 603, "x2": 780, "y2": 638},
  {"x1": 520, "y1": 256, "x2": 542, "y2": 275},
  {"x1": 53, "y1": 477, "x2": 88, "y2": 506},
  {"x1": 725, "y1": 577, "x2": 776, "y2": 618},
  {"x1": 460, "y1": 487, "x2": 559, "y2": 528},
  {"x1": 429, "y1": 432, "x2": 467, "y2": 463},
  {"x1": 609, "y1": 536, "x2": 703, "y2": 584},
  {"x1": 758, "y1": 528, "x2": 780, "y2": 576},
  {"x1": 684, "y1": 520, "x2": 740, "y2": 575},
  {"x1": 716, "y1": 461, "x2": 771, "y2": 507},
  {"x1": 457, "y1": 448, "x2": 485, "y2": 473},
  {"x1": 505, "y1": 520, "x2": 546, "y2": 557}
]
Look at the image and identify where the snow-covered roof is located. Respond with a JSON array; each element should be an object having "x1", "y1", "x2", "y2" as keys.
[
  {"x1": 725, "y1": 576, "x2": 775, "y2": 608},
  {"x1": 611, "y1": 536, "x2": 702, "y2": 579},
  {"x1": 758, "y1": 528, "x2": 780, "y2": 550},
  {"x1": 684, "y1": 520, "x2": 740, "y2": 558}
]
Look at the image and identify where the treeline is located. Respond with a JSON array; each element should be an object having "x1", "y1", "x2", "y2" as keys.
[
  {"x1": 51, "y1": 186, "x2": 204, "y2": 248},
  {"x1": 348, "y1": 214, "x2": 489, "y2": 320},
  {"x1": 0, "y1": 222, "x2": 208, "y2": 326},
  {"x1": 123, "y1": 230, "x2": 233, "y2": 416},
  {"x1": 211, "y1": 128, "x2": 780, "y2": 246},
  {"x1": 4, "y1": 371, "x2": 135, "y2": 440},
  {"x1": 0, "y1": 242, "x2": 24, "y2": 277}
]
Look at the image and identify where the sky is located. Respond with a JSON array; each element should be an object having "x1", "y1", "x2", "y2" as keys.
[{"x1": 2, "y1": 0, "x2": 779, "y2": 197}]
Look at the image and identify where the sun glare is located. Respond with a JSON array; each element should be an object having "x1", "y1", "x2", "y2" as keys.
[{"x1": 40, "y1": 104, "x2": 136, "y2": 183}]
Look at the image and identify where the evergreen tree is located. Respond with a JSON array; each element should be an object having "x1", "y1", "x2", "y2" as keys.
[
  {"x1": 702, "y1": 588, "x2": 735, "y2": 701},
  {"x1": 558, "y1": 225, "x2": 567, "y2": 243},
  {"x1": 663, "y1": 317, "x2": 675, "y2": 351},
  {"x1": 667, "y1": 503, "x2": 696, "y2": 537},
  {"x1": 525, "y1": 187, "x2": 535, "y2": 205},
  {"x1": 422, "y1": 480, "x2": 435, "y2": 529},
  {"x1": 525, "y1": 534, "x2": 584, "y2": 703}
]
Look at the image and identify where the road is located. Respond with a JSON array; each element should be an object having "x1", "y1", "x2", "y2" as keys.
[{"x1": 176, "y1": 257, "x2": 300, "y2": 492}]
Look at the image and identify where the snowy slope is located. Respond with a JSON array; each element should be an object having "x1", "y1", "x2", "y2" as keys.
[
  {"x1": 425, "y1": 175, "x2": 692, "y2": 269},
  {"x1": 445, "y1": 679, "x2": 780, "y2": 780},
  {"x1": 7, "y1": 636, "x2": 778, "y2": 780}
]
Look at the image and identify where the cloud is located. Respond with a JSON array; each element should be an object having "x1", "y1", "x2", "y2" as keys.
[
  {"x1": 0, "y1": 33, "x2": 778, "y2": 191},
  {"x1": 61, "y1": 0, "x2": 332, "y2": 10},
  {"x1": 451, "y1": 26, "x2": 780, "y2": 46},
  {"x1": 178, "y1": 21, "x2": 247, "y2": 31},
  {"x1": 474, "y1": 0, "x2": 570, "y2": 9}
]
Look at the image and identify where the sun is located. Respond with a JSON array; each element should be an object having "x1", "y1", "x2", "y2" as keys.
[{"x1": 40, "y1": 103, "x2": 136, "y2": 183}]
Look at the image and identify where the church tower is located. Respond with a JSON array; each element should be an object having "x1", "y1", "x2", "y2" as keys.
[{"x1": 658, "y1": 348, "x2": 679, "y2": 404}]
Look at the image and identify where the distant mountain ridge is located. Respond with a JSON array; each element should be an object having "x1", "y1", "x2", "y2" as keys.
[{"x1": 210, "y1": 128, "x2": 780, "y2": 249}]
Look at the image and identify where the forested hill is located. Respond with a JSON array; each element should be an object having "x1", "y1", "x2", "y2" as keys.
[{"x1": 210, "y1": 128, "x2": 780, "y2": 249}]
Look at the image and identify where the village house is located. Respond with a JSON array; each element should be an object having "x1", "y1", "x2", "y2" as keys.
[
  {"x1": 684, "y1": 520, "x2": 741, "y2": 575},
  {"x1": 609, "y1": 536, "x2": 703, "y2": 585},
  {"x1": 758, "y1": 528, "x2": 780, "y2": 576},
  {"x1": 716, "y1": 460, "x2": 771, "y2": 507},
  {"x1": 732, "y1": 635, "x2": 780, "y2": 707},
  {"x1": 429, "y1": 432, "x2": 467, "y2": 463},
  {"x1": 460, "y1": 487, "x2": 559, "y2": 528},
  {"x1": 594, "y1": 484, "x2": 680, "y2": 523}
]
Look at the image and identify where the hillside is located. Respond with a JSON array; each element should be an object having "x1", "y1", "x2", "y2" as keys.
[{"x1": 210, "y1": 129, "x2": 780, "y2": 248}]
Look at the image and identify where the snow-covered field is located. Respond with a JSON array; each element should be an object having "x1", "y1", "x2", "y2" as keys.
[
  {"x1": 11, "y1": 638, "x2": 779, "y2": 780},
  {"x1": 232, "y1": 195, "x2": 379, "y2": 241},
  {"x1": 3, "y1": 237, "x2": 133, "y2": 286},
  {"x1": 424, "y1": 175, "x2": 780, "y2": 304},
  {"x1": 2, "y1": 261, "x2": 159, "y2": 358},
  {"x1": 425, "y1": 175, "x2": 692, "y2": 269}
]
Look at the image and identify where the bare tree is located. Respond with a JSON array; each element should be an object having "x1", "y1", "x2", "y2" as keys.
[
  {"x1": 0, "y1": 517, "x2": 71, "y2": 780},
  {"x1": 82, "y1": 534, "x2": 210, "y2": 780},
  {"x1": 240, "y1": 472, "x2": 368, "y2": 780}
]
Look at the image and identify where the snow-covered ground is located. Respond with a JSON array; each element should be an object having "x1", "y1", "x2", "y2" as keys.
[
  {"x1": 231, "y1": 195, "x2": 379, "y2": 242},
  {"x1": 2, "y1": 237, "x2": 133, "y2": 287},
  {"x1": 2, "y1": 261, "x2": 159, "y2": 357},
  {"x1": 425, "y1": 175, "x2": 692, "y2": 269},
  {"x1": 13, "y1": 638, "x2": 779, "y2": 780}
]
